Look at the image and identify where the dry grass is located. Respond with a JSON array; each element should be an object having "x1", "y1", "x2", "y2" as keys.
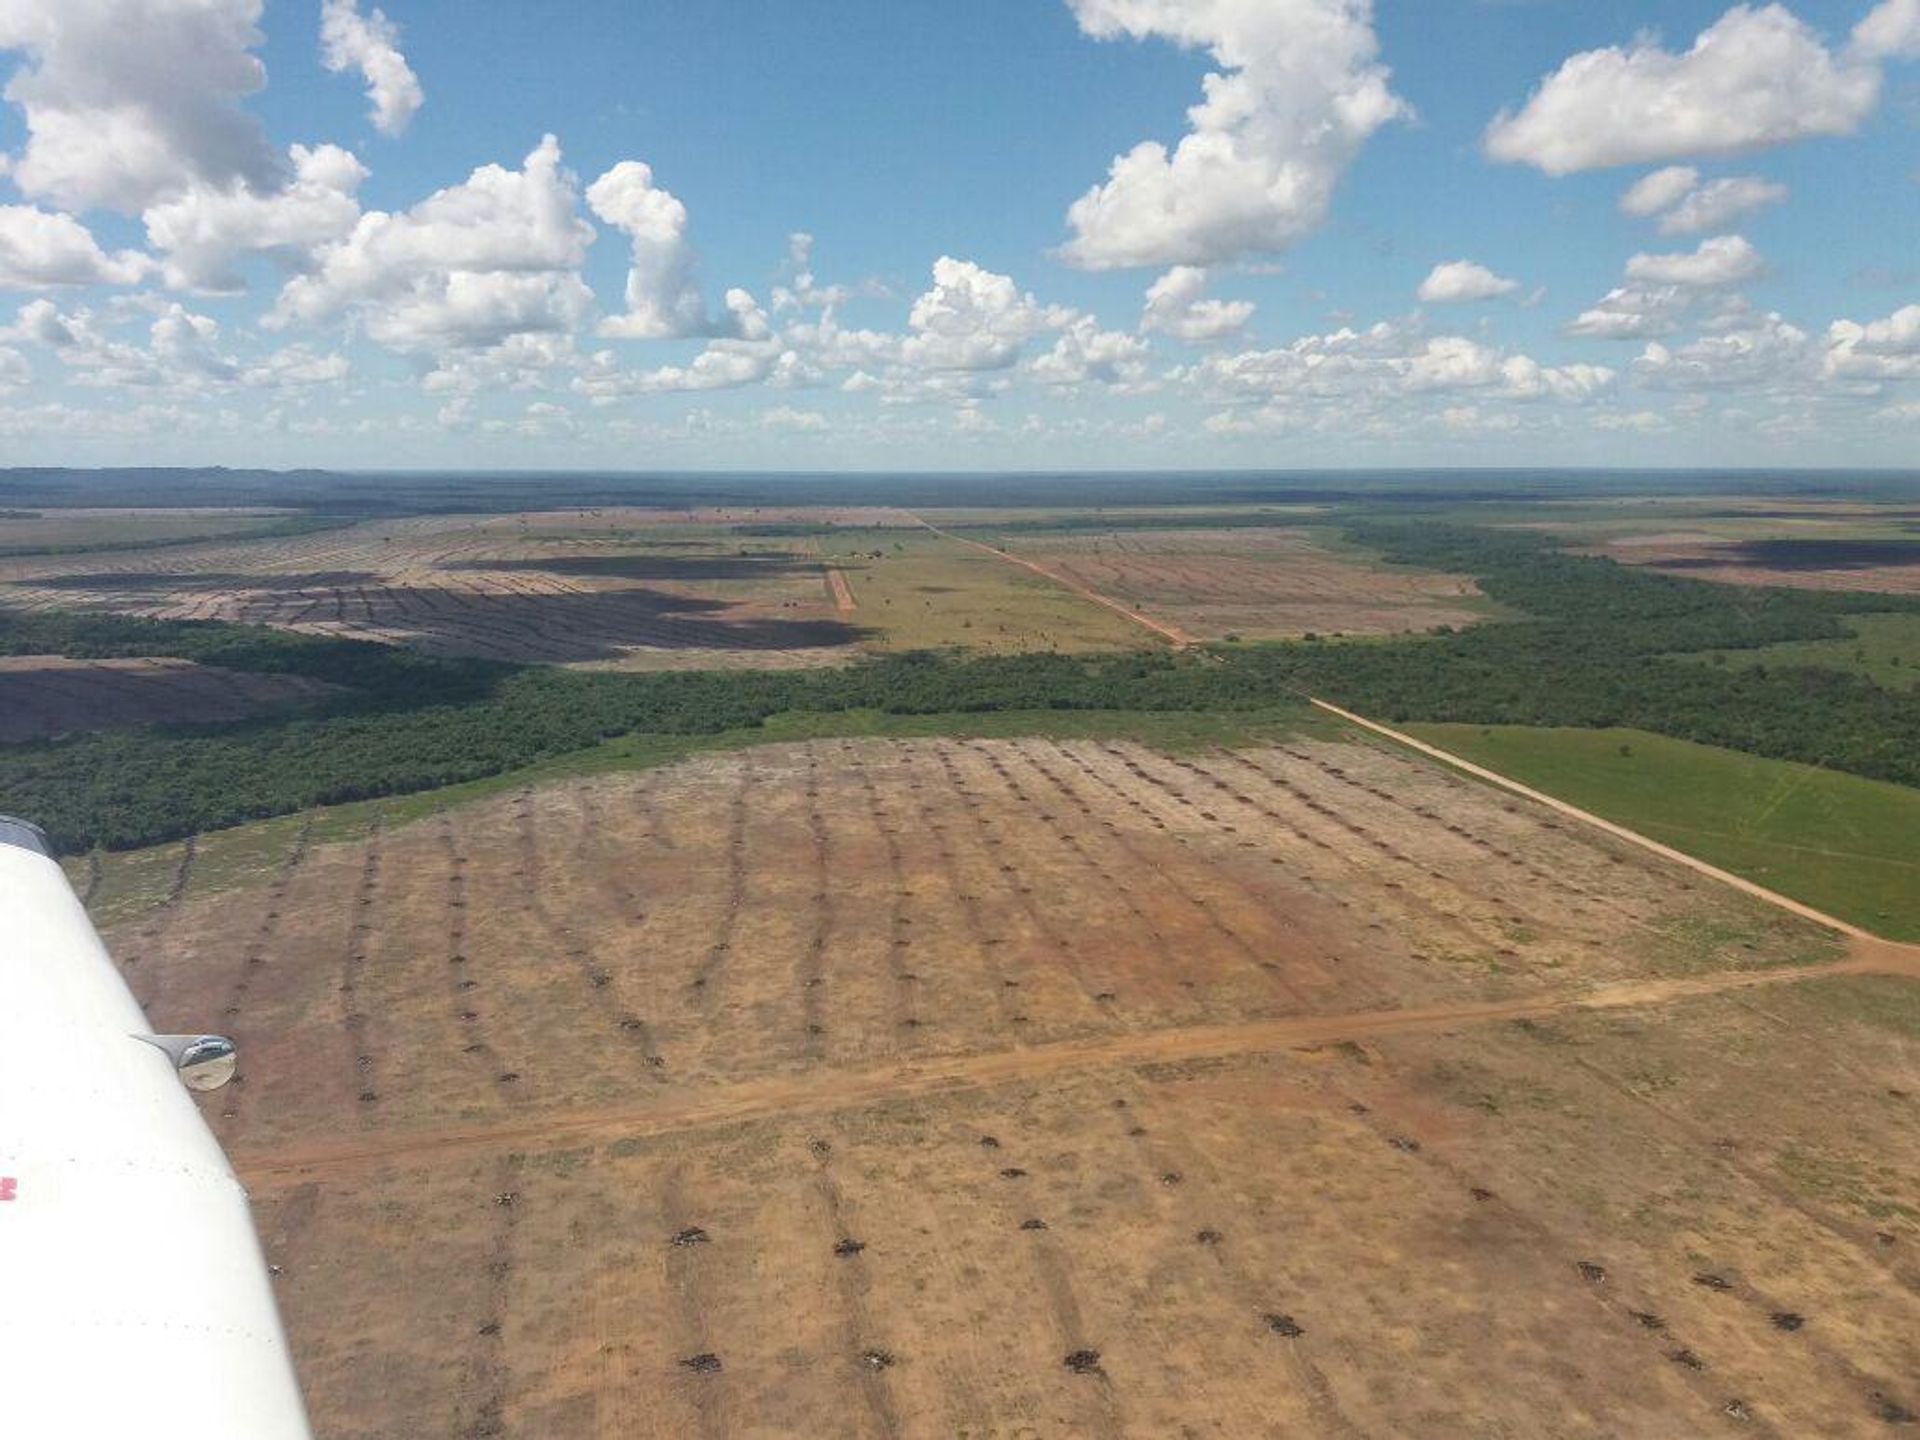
[
  {"x1": 93, "y1": 733, "x2": 1920, "y2": 1437},
  {"x1": 1000, "y1": 527, "x2": 1490, "y2": 639},
  {"x1": 0, "y1": 513, "x2": 867, "y2": 668}
]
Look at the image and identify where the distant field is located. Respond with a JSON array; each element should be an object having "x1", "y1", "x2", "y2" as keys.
[
  {"x1": 0, "y1": 506, "x2": 302, "y2": 555},
  {"x1": 1671, "y1": 612, "x2": 1920, "y2": 690},
  {"x1": 0, "y1": 512, "x2": 867, "y2": 668},
  {"x1": 813, "y1": 527, "x2": 1149, "y2": 652},
  {"x1": 992, "y1": 525, "x2": 1490, "y2": 641},
  {"x1": 0, "y1": 508, "x2": 1155, "y2": 666},
  {"x1": 1404, "y1": 724, "x2": 1920, "y2": 939},
  {"x1": 1596, "y1": 534, "x2": 1920, "y2": 594}
]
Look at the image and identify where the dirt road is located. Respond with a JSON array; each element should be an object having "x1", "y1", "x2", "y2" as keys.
[
  {"x1": 908, "y1": 513, "x2": 1197, "y2": 647},
  {"x1": 1313, "y1": 700, "x2": 1881, "y2": 940},
  {"x1": 234, "y1": 947, "x2": 1911, "y2": 1189},
  {"x1": 906, "y1": 521, "x2": 1889, "y2": 947}
]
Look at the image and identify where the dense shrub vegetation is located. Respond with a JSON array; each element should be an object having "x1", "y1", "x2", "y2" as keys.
[
  {"x1": 3, "y1": 520, "x2": 1915, "y2": 851},
  {"x1": 1247, "y1": 522, "x2": 1920, "y2": 785}
]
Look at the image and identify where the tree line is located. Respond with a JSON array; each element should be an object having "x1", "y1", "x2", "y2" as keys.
[{"x1": 2, "y1": 519, "x2": 1915, "y2": 851}]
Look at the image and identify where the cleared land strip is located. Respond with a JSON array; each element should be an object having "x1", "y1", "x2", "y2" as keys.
[
  {"x1": 1312, "y1": 699, "x2": 1878, "y2": 940},
  {"x1": 233, "y1": 947, "x2": 1912, "y2": 1190},
  {"x1": 907, "y1": 513, "x2": 1197, "y2": 647}
]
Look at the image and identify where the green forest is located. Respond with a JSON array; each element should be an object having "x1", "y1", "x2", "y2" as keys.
[{"x1": 3, "y1": 519, "x2": 1916, "y2": 852}]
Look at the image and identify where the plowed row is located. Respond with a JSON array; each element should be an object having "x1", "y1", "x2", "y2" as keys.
[
  {"x1": 105, "y1": 735, "x2": 1917, "y2": 1438},
  {"x1": 0, "y1": 514, "x2": 862, "y2": 668},
  {"x1": 1002, "y1": 527, "x2": 1488, "y2": 639}
]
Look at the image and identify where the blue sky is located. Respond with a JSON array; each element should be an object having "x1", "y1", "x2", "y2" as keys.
[{"x1": 0, "y1": 0, "x2": 1916, "y2": 469}]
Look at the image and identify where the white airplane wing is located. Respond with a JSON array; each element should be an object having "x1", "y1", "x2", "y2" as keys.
[{"x1": 0, "y1": 816, "x2": 312, "y2": 1438}]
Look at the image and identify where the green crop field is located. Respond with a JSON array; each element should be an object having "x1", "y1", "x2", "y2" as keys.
[
  {"x1": 1671, "y1": 612, "x2": 1920, "y2": 690},
  {"x1": 1403, "y1": 723, "x2": 1920, "y2": 940}
]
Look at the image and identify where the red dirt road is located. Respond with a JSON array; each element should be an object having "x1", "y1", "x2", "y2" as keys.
[{"x1": 231, "y1": 947, "x2": 1912, "y2": 1189}]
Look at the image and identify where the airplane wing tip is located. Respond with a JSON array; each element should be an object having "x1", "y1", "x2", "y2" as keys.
[{"x1": 0, "y1": 814, "x2": 52, "y2": 857}]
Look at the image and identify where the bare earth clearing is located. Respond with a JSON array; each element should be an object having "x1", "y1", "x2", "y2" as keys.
[
  {"x1": 999, "y1": 527, "x2": 1488, "y2": 640},
  {"x1": 1598, "y1": 535, "x2": 1920, "y2": 595},
  {"x1": 0, "y1": 513, "x2": 865, "y2": 669},
  {"x1": 103, "y1": 734, "x2": 1919, "y2": 1438},
  {"x1": 0, "y1": 655, "x2": 338, "y2": 741}
]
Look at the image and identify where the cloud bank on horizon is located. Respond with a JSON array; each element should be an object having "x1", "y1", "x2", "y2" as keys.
[{"x1": 0, "y1": 0, "x2": 1915, "y2": 468}]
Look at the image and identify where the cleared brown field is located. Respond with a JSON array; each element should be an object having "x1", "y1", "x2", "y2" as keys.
[
  {"x1": 998, "y1": 527, "x2": 1489, "y2": 640},
  {"x1": 1597, "y1": 535, "x2": 1920, "y2": 594},
  {"x1": 0, "y1": 505, "x2": 298, "y2": 552},
  {"x1": 0, "y1": 654, "x2": 338, "y2": 741},
  {"x1": 99, "y1": 733, "x2": 1919, "y2": 1438},
  {"x1": 0, "y1": 513, "x2": 868, "y2": 668}
]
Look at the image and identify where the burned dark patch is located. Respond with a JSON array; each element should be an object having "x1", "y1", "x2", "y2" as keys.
[
  {"x1": 1652, "y1": 537, "x2": 1920, "y2": 572},
  {"x1": 1870, "y1": 1392, "x2": 1916, "y2": 1424},
  {"x1": 1063, "y1": 1348, "x2": 1104, "y2": 1375}
]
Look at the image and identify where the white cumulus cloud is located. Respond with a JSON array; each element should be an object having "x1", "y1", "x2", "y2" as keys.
[
  {"x1": 1620, "y1": 166, "x2": 1701, "y2": 217},
  {"x1": 1852, "y1": 0, "x2": 1920, "y2": 59},
  {"x1": 1624, "y1": 234, "x2": 1764, "y2": 288},
  {"x1": 1417, "y1": 260, "x2": 1521, "y2": 304},
  {"x1": 585, "y1": 161, "x2": 746, "y2": 341},
  {"x1": 1140, "y1": 266, "x2": 1254, "y2": 341},
  {"x1": 0, "y1": 0, "x2": 278, "y2": 212},
  {"x1": 1656, "y1": 176, "x2": 1788, "y2": 234},
  {"x1": 1059, "y1": 0, "x2": 1407, "y2": 269},
  {"x1": 901, "y1": 257, "x2": 1072, "y2": 371},
  {"x1": 271, "y1": 135, "x2": 594, "y2": 353},
  {"x1": 1825, "y1": 302, "x2": 1920, "y2": 381},
  {"x1": 142, "y1": 142, "x2": 366, "y2": 292},
  {"x1": 1485, "y1": 4, "x2": 1885, "y2": 175},
  {"x1": 0, "y1": 204, "x2": 153, "y2": 287},
  {"x1": 320, "y1": 0, "x2": 424, "y2": 137}
]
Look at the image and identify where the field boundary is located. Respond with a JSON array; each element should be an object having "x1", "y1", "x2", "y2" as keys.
[
  {"x1": 908, "y1": 513, "x2": 1197, "y2": 647},
  {"x1": 1311, "y1": 699, "x2": 1878, "y2": 941}
]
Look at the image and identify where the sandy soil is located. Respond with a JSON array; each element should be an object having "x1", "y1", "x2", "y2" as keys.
[
  {"x1": 99, "y1": 735, "x2": 1919, "y2": 1438},
  {"x1": 0, "y1": 655, "x2": 338, "y2": 741}
]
